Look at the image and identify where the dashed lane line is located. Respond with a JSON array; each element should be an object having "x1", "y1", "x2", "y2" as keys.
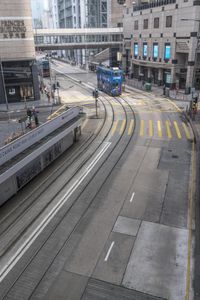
[{"x1": 104, "y1": 241, "x2": 115, "y2": 262}]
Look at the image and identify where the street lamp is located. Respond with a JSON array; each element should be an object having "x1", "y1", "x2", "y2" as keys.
[{"x1": 181, "y1": 18, "x2": 200, "y2": 93}]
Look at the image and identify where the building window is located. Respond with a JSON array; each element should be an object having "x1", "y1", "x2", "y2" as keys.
[
  {"x1": 134, "y1": 20, "x2": 138, "y2": 30},
  {"x1": 154, "y1": 17, "x2": 159, "y2": 28},
  {"x1": 143, "y1": 19, "x2": 148, "y2": 29},
  {"x1": 164, "y1": 43, "x2": 171, "y2": 60},
  {"x1": 153, "y1": 43, "x2": 159, "y2": 59},
  {"x1": 143, "y1": 43, "x2": 148, "y2": 58},
  {"x1": 166, "y1": 16, "x2": 172, "y2": 28},
  {"x1": 134, "y1": 43, "x2": 138, "y2": 56}
]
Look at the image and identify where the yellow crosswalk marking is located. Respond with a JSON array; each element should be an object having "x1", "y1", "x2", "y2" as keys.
[
  {"x1": 140, "y1": 120, "x2": 144, "y2": 136},
  {"x1": 149, "y1": 120, "x2": 153, "y2": 137},
  {"x1": 128, "y1": 119, "x2": 134, "y2": 135},
  {"x1": 157, "y1": 121, "x2": 162, "y2": 138},
  {"x1": 137, "y1": 119, "x2": 189, "y2": 140},
  {"x1": 182, "y1": 122, "x2": 191, "y2": 140},
  {"x1": 111, "y1": 120, "x2": 119, "y2": 135},
  {"x1": 120, "y1": 120, "x2": 126, "y2": 134},
  {"x1": 165, "y1": 120, "x2": 172, "y2": 139},
  {"x1": 174, "y1": 121, "x2": 182, "y2": 139}
]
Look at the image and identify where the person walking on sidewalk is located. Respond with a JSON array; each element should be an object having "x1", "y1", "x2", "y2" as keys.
[
  {"x1": 32, "y1": 107, "x2": 39, "y2": 126},
  {"x1": 26, "y1": 108, "x2": 32, "y2": 128}
]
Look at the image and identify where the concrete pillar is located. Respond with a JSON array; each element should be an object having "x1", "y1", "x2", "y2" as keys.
[
  {"x1": 186, "y1": 33, "x2": 198, "y2": 92},
  {"x1": 138, "y1": 65, "x2": 142, "y2": 80},
  {"x1": 170, "y1": 67, "x2": 176, "y2": 89},
  {"x1": 186, "y1": 65, "x2": 194, "y2": 92},
  {"x1": 32, "y1": 63, "x2": 40, "y2": 101},
  {"x1": 158, "y1": 68, "x2": 163, "y2": 86},
  {"x1": 147, "y1": 67, "x2": 151, "y2": 83}
]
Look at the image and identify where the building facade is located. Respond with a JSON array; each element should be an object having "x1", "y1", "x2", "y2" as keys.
[
  {"x1": 123, "y1": 0, "x2": 200, "y2": 91},
  {"x1": 48, "y1": 0, "x2": 59, "y2": 29},
  {"x1": 31, "y1": 0, "x2": 44, "y2": 28},
  {"x1": 108, "y1": 0, "x2": 132, "y2": 28},
  {"x1": 0, "y1": 0, "x2": 40, "y2": 104}
]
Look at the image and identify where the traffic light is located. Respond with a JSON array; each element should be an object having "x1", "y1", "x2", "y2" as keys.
[
  {"x1": 93, "y1": 89, "x2": 98, "y2": 99},
  {"x1": 52, "y1": 83, "x2": 56, "y2": 91}
]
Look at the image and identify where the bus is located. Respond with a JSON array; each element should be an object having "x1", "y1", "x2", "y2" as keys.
[
  {"x1": 37, "y1": 58, "x2": 50, "y2": 77},
  {"x1": 97, "y1": 66, "x2": 123, "y2": 96}
]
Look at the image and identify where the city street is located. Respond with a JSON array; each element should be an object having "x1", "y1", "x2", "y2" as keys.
[{"x1": 0, "y1": 61, "x2": 195, "y2": 300}]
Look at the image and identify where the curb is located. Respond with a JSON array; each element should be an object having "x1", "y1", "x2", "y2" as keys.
[{"x1": 186, "y1": 113, "x2": 200, "y2": 299}]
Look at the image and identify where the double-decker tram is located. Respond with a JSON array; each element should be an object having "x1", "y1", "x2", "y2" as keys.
[
  {"x1": 37, "y1": 58, "x2": 50, "y2": 77},
  {"x1": 97, "y1": 66, "x2": 123, "y2": 96}
]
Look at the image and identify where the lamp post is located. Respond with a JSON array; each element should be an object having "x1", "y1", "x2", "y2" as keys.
[{"x1": 181, "y1": 18, "x2": 200, "y2": 93}]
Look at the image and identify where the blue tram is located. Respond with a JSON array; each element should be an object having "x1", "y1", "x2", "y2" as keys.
[
  {"x1": 97, "y1": 66, "x2": 123, "y2": 96},
  {"x1": 37, "y1": 58, "x2": 50, "y2": 77}
]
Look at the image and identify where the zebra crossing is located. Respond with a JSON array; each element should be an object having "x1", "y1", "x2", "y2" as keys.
[{"x1": 110, "y1": 118, "x2": 192, "y2": 140}]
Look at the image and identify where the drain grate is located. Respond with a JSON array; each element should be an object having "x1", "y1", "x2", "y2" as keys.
[
  {"x1": 172, "y1": 154, "x2": 179, "y2": 158},
  {"x1": 81, "y1": 278, "x2": 166, "y2": 300}
]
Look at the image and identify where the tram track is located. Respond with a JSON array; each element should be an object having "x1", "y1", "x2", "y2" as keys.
[
  {"x1": 0, "y1": 89, "x2": 136, "y2": 299},
  {"x1": 0, "y1": 97, "x2": 111, "y2": 249}
]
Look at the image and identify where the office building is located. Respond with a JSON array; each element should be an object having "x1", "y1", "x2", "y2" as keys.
[
  {"x1": 0, "y1": 0, "x2": 40, "y2": 104},
  {"x1": 123, "y1": 0, "x2": 200, "y2": 91}
]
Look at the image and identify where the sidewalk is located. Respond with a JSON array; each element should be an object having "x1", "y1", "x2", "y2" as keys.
[
  {"x1": 0, "y1": 91, "x2": 56, "y2": 113},
  {"x1": 125, "y1": 77, "x2": 194, "y2": 102},
  {"x1": 126, "y1": 78, "x2": 200, "y2": 300}
]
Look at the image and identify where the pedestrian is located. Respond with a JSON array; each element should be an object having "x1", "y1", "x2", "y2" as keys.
[
  {"x1": 163, "y1": 84, "x2": 166, "y2": 96},
  {"x1": 39, "y1": 85, "x2": 43, "y2": 94},
  {"x1": 44, "y1": 86, "x2": 48, "y2": 94},
  {"x1": 51, "y1": 91, "x2": 55, "y2": 101},
  {"x1": 26, "y1": 108, "x2": 32, "y2": 128},
  {"x1": 32, "y1": 107, "x2": 39, "y2": 126},
  {"x1": 47, "y1": 92, "x2": 50, "y2": 102},
  {"x1": 194, "y1": 95, "x2": 198, "y2": 104}
]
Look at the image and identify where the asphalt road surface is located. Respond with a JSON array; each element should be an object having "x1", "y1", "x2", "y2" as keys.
[{"x1": 0, "y1": 61, "x2": 195, "y2": 300}]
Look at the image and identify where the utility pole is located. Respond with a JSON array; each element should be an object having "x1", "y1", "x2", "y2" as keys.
[
  {"x1": 93, "y1": 88, "x2": 99, "y2": 117},
  {"x1": 0, "y1": 58, "x2": 9, "y2": 111}
]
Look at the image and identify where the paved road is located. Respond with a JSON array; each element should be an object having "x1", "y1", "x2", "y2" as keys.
[{"x1": 0, "y1": 61, "x2": 195, "y2": 300}]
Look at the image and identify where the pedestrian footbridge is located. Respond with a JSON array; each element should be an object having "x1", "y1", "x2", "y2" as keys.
[{"x1": 34, "y1": 28, "x2": 123, "y2": 50}]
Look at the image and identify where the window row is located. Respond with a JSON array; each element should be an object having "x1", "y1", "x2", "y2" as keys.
[
  {"x1": 134, "y1": 15, "x2": 172, "y2": 30},
  {"x1": 133, "y1": 42, "x2": 171, "y2": 60}
]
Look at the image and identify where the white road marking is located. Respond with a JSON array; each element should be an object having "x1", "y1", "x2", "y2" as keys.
[
  {"x1": 86, "y1": 142, "x2": 111, "y2": 170},
  {"x1": 130, "y1": 192, "x2": 135, "y2": 203},
  {"x1": 104, "y1": 241, "x2": 115, "y2": 262},
  {"x1": 0, "y1": 142, "x2": 111, "y2": 282}
]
